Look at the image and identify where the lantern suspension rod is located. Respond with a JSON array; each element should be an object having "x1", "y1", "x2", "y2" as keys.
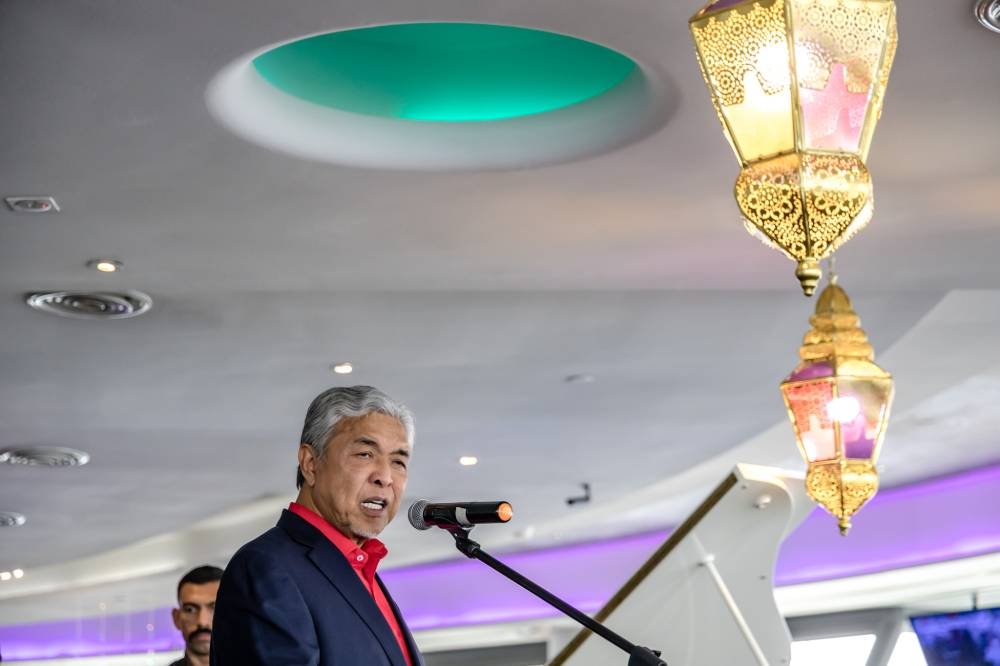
[{"x1": 826, "y1": 256, "x2": 839, "y2": 285}]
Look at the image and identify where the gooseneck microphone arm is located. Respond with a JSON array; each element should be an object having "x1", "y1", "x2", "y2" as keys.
[{"x1": 447, "y1": 527, "x2": 668, "y2": 666}]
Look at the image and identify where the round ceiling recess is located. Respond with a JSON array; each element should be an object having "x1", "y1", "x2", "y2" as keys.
[
  {"x1": 0, "y1": 512, "x2": 27, "y2": 528},
  {"x1": 207, "y1": 23, "x2": 676, "y2": 170},
  {"x1": 25, "y1": 291, "x2": 152, "y2": 320},
  {"x1": 0, "y1": 446, "x2": 91, "y2": 467},
  {"x1": 251, "y1": 23, "x2": 636, "y2": 121}
]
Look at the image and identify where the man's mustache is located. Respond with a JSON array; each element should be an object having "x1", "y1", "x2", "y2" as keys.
[{"x1": 187, "y1": 627, "x2": 212, "y2": 641}]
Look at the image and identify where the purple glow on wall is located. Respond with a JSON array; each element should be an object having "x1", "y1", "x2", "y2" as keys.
[
  {"x1": 3, "y1": 464, "x2": 999, "y2": 660},
  {"x1": 386, "y1": 530, "x2": 660, "y2": 631},
  {"x1": 0, "y1": 607, "x2": 180, "y2": 661},
  {"x1": 776, "y1": 462, "x2": 1000, "y2": 585}
]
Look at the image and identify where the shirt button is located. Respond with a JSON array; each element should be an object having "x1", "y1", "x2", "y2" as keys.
[{"x1": 356, "y1": 555, "x2": 364, "y2": 562}]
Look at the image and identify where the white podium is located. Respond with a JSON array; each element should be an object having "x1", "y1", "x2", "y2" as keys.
[{"x1": 549, "y1": 464, "x2": 813, "y2": 666}]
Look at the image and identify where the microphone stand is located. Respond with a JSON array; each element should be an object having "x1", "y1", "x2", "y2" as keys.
[{"x1": 446, "y1": 526, "x2": 668, "y2": 666}]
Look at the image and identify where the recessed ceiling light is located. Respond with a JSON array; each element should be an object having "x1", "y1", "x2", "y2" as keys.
[
  {"x1": 459, "y1": 456, "x2": 478, "y2": 466},
  {"x1": 0, "y1": 446, "x2": 90, "y2": 467},
  {"x1": 86, "y1": 259, "x2": 123, "y2": 273},
  {"x1": 0, "y1": 572, "x2": 11, "y2": 582},
  {"x1": 0, "y1": 511, "x2": 26, "y2": 527},
  {"x1": 12, "y1": 569, "x2": 23, "y2": 579},
  {"x1": 4, "y1": 196, "x2": 60, "y2": 213},
  {"x1": 331, "y1": 362, "x2": 353, "y2": 374},
  {"x1": 976, "y1": 0, "x2": 1000, "y2": 33}
]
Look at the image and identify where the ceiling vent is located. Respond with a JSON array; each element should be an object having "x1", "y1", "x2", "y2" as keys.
[
  {"x1": 4, "y1": 196, "x2": 60, "y2": 213},
  {"x1": 0, "y1": 446, "x2": 91, "y2": 467},
  {"x1": 977, "y1": 0, "x2": 1000, "y2": 33},
  {"x1": 25, "y1": 291, "x2": 153, "y2": 320},
  {"x1": 0, "y1": 512, "x2": 27, "y2": 527}
]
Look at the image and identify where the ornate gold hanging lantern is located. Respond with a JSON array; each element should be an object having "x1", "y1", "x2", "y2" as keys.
[
  {"x1": 689, "y1": 0, "x2": 897, "y2": 295},
  {"x1": 780, "y1": 277, "x2": 893, "y2": 534}
]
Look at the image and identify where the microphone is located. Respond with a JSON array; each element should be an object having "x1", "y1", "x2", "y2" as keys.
[{"x1": 408, "y1": 500, "x2": 513, "y2": 531}]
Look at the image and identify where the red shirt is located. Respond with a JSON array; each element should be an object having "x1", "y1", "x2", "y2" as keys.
[{"x1": 289, "y1": 502, "x2": 413, "y2": 666}]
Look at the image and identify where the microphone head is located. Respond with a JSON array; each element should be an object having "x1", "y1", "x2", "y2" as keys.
[{"x1": 408, "y1": 499, "x2": 431, "y2": 530}]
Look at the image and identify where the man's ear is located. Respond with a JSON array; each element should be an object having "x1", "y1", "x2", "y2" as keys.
[
  {"x1": 171, "y1": 606, "x2": 182, "y2": 630},
  {"x1": 298, "y1": 443, "x2": 316, "y2": 487}
]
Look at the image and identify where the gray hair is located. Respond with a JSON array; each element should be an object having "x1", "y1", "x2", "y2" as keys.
[{"x1": 296, "y1": 385, "x2": 414, "y2": 489}]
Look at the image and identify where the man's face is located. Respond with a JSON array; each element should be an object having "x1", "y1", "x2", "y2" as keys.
[
  {"x1": 171, "y1": 581, "x2": 218, "y2": 657},
  {"x1": 299, "y1": 412, "x2": 410, "y2": 544}
]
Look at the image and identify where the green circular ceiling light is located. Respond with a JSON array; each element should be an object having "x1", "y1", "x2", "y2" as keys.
[{"x1": 251, "y1": 23, "x2": 638, "y2": 122}]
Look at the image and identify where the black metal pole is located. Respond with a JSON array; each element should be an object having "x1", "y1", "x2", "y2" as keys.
[{"x1": 449, "y1": 529, "x2": 667, "y2": 666}]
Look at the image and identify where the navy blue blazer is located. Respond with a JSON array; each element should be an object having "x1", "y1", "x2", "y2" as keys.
[{"x1": 211, "y1": 510, "x2": 423, "y2": 666}]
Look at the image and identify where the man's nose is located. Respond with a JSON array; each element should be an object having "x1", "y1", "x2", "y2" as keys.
[
  {"x1": 198, "y1": 606, "x2": 214, "y2": 627},
  {"x1": 371, "y1": 459, "x2": 393, "y2": 486}
]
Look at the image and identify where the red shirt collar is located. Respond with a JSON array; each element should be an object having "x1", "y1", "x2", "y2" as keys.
[{"x1": 288, "y1": 502, "x2": 388, "y2": 576}]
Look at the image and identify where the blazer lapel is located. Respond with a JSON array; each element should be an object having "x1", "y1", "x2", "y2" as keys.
[
  {"x1": 378, "y1": 574, "x2": 424, "y2": 666},
  {"x1": 280, "y1": 511, "x2": 408, "y2": 666}
]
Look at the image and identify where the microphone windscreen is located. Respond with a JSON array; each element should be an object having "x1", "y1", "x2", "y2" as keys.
[{"x1": 408, "y1": 499, "x2": 431, "y2": 530}]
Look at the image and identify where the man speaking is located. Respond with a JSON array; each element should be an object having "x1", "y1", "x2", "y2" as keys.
[{"x1": 211, "y1": 386, "x2": 422, "y2": 666}]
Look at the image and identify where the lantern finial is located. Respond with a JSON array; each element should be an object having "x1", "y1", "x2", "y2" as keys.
[
  {"x1": 796, "y1": 260, "x2": 822, "y2": 297},
  {"x1": 800, "y1": 282, "x2": 874, "y2": 362}
]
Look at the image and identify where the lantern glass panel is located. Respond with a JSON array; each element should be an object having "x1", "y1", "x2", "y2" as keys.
[
  {"x1": 689, "y1": 0, "x2": 796, "y2": 163},
  {"x1": 789, "y1": 0, "x2": 895, "y2": 154},
  {"x1": 724, "y1": 68, "x2": 795, "y2": 162},
  {"x1": 835, "y1": 377, "x2": 892, "y2": 460},
  {"x1": 783, "y1": 377, "x2": 837, "y2": 462},
  {"x1": 787, "y1": 361, "x2": 834, "y2": 381}
]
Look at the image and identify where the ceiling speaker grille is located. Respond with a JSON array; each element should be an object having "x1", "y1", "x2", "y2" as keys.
[
  {"x1": 0, "y1": 446, "x2": 91, "y2": 467},
  {"x1": 25, "y1": 291, "x2": 152, "y2": 319},
  {"x1": 4, "y1": 196, "x2": 59, "y2": 213},
  {"x1": 0, "y1": 512, "x2": 27, "y2": 527}
]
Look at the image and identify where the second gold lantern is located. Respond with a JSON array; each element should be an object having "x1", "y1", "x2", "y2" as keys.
[{"x1": 780, "y1": 277, "x2": 894, "y2": 534}]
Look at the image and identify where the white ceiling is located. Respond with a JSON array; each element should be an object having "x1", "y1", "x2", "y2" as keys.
[{"x1": 1, "y1": 0, "x2": 999, "y2": 625}]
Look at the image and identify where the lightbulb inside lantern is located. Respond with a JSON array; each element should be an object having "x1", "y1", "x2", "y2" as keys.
[
  {"x1": 827, "y1": 396, "x2": 861, "y2": 423},
  {"x1": 755, "y1": 42, "x2": 792, "y2": 91}
]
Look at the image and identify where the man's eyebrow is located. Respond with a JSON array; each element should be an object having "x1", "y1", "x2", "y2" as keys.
[
  {"x1": 352, "y1": 437, "x2": 410, "y2": 458},
  {"x1": 351, "y1": 437, "x2": 409, "y2": 457}
]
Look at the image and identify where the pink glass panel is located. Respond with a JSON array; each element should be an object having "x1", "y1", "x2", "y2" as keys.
[
  {"x1": 783, "y1": 379, "x2": 836, "y2": 462},
  {"x1": 798, "y1": 63, "x2": 870, "y2": 152}
]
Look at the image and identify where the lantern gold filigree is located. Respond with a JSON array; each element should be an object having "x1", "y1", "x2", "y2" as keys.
[
  {"x1": 780, "y1": 277, "x2": 893, "y2": 534},
  {"x1": 689, "y1": 0, "x2": 897, "y2": 295}
]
